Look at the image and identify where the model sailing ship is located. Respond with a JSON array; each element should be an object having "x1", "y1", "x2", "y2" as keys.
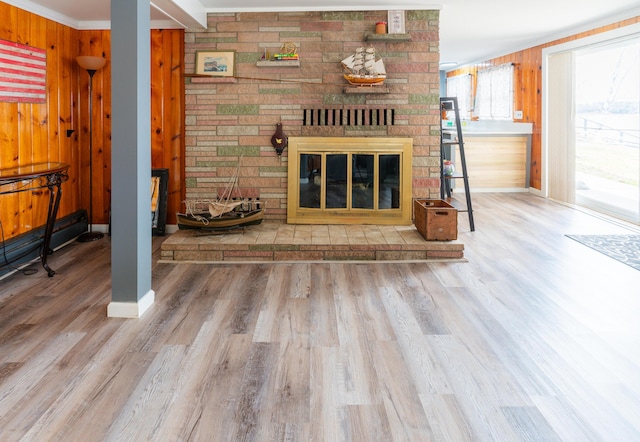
[
  {"x1": 342, "y1": 46, "x2": 386, "y2": 86},
  {"x1": 177, "y1": 164, "x2": 264, "y2": 231}
]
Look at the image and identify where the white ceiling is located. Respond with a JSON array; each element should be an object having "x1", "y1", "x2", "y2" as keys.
[{"x1": 6, "y1": 0, "x2": 640, "y2": 68}]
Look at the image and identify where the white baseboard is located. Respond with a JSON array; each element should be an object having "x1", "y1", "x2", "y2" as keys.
[
  {"x1": 107, "y1": 290, "x2": 155, "y2": 318},
  {"x1": 165, "y1": 224, "x2": 179, "y2": 234},
  {"x1": 456, "y1": 188, "x2": 530, "y2": 193},
  {"x1": 528, "y1": 187, "x2": 544, "y2": 197},
  {"x1": 89, "y1": 224, "x2": 110, "y2": 234}
]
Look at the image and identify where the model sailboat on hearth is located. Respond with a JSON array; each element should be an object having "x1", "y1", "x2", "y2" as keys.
[
  {"x1": 342, "y1": 46, "x2": 386, "y2": 86},
  {"x1": 177, "y1": 163, "x2": 264, "y2": 231}
]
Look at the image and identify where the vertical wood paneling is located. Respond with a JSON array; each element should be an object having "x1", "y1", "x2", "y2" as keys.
[
  {"x1": 0, "y1": 4, "x2": 80, "y2": 241},
  {"x1": 151, "y1": 30, "x2": 165, "y2": 168},
  {"x1": 0, "y1": 3, "x2": 20, "y2": 237},
  {"x1": 98, "y1": 35, "x2": 112, "y2": 226},
  {"x1": 150, "y1": 28, "x2": 184, "y2": 226},
  {"x1": 75, "y1": 29, "x2": 184, "y2": 228},
  {"x1": 0, "y1": 100, "x2": 19, "y2": 236},
  {"x1": 57, "y1": 23, "x2": 80, "y2": 219},
  {"x1": 166, "y1": 29, "x2": 185, "y2": 222},
  {"x1": 447, "y1": 16, "x2": 640, "y2": 190},
  {"x1": 0, "y1": 0, "x2": 20, "y2": 237},
  {"x1": 78, "y1": 30, "x2": 110, "y2": 226},
  {"x1": 1, "y1": 1, "x2": 184, "y2": 242},
  {"x1": 47, "y1": 20, "x2": 61, "y2": 165},
  {"x1": 15, "y1": 9, "x2": 35, "y2": 232}
]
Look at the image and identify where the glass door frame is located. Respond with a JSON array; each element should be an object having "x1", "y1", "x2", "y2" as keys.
[
  {"x1": 287, "y1": 137, "x2": 413, "y2": 225},
  {"x1": 542, "y1": 23, "x2": 640, "y2": 224},
  {"x1": 574, "y1": 37, "x2": 639, "y2": 222}
]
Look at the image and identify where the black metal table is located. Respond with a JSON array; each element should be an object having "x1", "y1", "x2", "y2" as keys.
[{"x1": 0, "y1": 162, "x2": 70, "y2": 277}]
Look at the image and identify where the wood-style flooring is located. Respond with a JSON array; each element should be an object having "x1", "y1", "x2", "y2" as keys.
[{"x1": 1, "y1": 193, "x2": 639, "y2": 441}]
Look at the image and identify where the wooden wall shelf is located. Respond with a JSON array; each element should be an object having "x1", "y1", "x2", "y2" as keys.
[
  {"x1": 344, "y1": 86, "x2": 390, "y2": 94},
  {"x1": 256, "y1": 60, "x2": 301, "y2": 67},
  {"x1": 184, "y1": 75, "x2": 237, "y2": 83},
  {"x1": 364, "y1": 33, "x2": 411, "y2": 42}
]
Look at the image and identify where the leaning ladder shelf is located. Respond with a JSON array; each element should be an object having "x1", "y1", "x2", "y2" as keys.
[{"x1": 440, "y1": 96, "x2": 475, "y2": 231}]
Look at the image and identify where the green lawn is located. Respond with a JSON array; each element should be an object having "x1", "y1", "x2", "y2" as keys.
[{"x1": 576, "y1": 140, "x2": 639, "y2": 186}]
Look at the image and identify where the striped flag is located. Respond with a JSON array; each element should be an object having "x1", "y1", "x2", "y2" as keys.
[{"x1": 0, "y1": 38, "x2": 47, "y2": 104}]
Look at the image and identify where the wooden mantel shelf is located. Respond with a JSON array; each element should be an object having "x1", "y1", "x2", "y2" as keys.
[
  {"x1": 364, "y1": 33, "x2": 411, "y2": 42},
  {"x1": 344, "y1": 86, "x2": 390, "y2": 94},
  {"x1": 256, "y1": 60, "x2": 301, "y2": 67},
  {"x1": 184, "y1": 74, "x2": 237, "y2": 83}
]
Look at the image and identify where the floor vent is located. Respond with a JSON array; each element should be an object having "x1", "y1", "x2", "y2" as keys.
[{"x1": 303, "y1": 108, "x2": 395, "y2": 127}]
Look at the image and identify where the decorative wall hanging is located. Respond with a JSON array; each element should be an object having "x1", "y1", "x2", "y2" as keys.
[
  {"x1": 387, "y1": 10, "x2": 406, "y2": 34},
  {"x1": 271, "y1": 123, "x2": 288, "y2": 156},
  {"x1": 0, "y1": 38, "x2": 47, "y2": 103},
  {"x1": 195, "y1": 50, "x2": 236, "y2": 77}
]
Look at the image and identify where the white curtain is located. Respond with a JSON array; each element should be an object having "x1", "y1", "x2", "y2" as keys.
[
  {"x1": 546, "y1": 52, "x2": 576, "y2": 203},
  {"x1": 446, "y1": 74, "x2": 472, "y2": 119},
  {"x1": 475, "y1": 63, "x2": 514, "y2": 119}
]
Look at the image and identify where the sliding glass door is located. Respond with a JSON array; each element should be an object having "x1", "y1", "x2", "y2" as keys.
[
  {"x1": 544, "y1": 24, "x2": 640, "y2": 225},
  {"x1": 574, "y1": 37, "x2": 640, "y2": 222}
]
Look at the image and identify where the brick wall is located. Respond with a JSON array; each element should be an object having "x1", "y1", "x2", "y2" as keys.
[{"x1": 184, "y1": 10, "x2": 441, "y2": 222}]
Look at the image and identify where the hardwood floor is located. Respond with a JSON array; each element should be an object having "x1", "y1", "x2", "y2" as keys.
[{"x1": 1, "y1": 193, "x2": 639, "y2": 441}]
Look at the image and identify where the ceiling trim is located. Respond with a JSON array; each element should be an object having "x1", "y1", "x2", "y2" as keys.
[
  {"x1": 455, "y1": 5, "x2": 640, "y2": 68},
  {"x1": 151, "y1": 0, "x2": 207, "y2": 28},
  {"x1": 3, "y1": 0, "x2": 80, "y2": 29},
  {"x1": 73, "y1": 20, "x2": 186, "y2": 31},
  {"x1": 2, "y1": 0, "x2": 199, "y2": 31},
  {"x1": 204, "y1": 4, "x2": 442, "y2": 13}
]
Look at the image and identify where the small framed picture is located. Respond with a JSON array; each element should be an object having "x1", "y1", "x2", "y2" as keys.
[
  {"x1": 195, "y1": 50, "x2": 236, "y2": 77},
  {"x1": 387, "y1": 10, "x2": 406, "y2": 34}
]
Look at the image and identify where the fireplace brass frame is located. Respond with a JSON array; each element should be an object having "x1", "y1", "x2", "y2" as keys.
[{"x1": 287, "y1": 137, "x2": 413, "y2": 225}]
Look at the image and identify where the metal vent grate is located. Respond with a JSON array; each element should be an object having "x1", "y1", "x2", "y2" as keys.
[{"x1": 303, "y1": 108, "x2": 395, "y2": 127}]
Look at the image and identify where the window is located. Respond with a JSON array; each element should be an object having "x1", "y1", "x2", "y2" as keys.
[
  {"x1": 446, "y1": 74, "x2": 472, "y2": 119},
  {"x1": 475, "y1": 63, "x2": 514, "y2": 119}
]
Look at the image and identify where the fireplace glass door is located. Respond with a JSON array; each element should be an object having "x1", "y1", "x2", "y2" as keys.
[
  {"x1": 378, "y1": 154, "x2": 400, "y2": 209},
  {"x1": 289, "y1": 137, "x2": 412, "y2": 225},
  {"x1": 352, "y1": 154, "x2": 373, "y2": 209},
  {"x1": 327, "y1": 154, "x2": 348, "y2": 208}
]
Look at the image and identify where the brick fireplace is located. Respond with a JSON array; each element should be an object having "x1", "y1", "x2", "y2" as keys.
[{"x1": 184, "y1": 10, "x2": 442, "y2": 223}]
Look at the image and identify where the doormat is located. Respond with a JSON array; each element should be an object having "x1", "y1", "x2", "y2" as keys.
[{"x1": 565, "y1": 234, "x2": 640, "y2": 271}]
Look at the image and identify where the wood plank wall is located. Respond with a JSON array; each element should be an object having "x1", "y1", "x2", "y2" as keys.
[
  {"x1": 150, "y1": 29, "x2": 184, "y2": 220},
  {"x1": 77, "y1": 30, "x2": 110, "y2": 232},
  {"x1": 447, "y1": 16, "x2": 640, "y2": 190},
  {"x1": 0, "y1": 2, "x2": 184, "y2": 242},
  {"x1": 0, "y1": 4, "x2": 81, "y2": 241}
]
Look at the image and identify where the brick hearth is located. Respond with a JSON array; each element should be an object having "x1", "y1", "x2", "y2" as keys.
[{"x1": 160, "y1": 223, "x2": 464, "y2": 262}]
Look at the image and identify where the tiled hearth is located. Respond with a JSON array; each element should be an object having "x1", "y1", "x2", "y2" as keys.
[{"x1": 160, "y1": 223, "x2": 464, "y2": 263}]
